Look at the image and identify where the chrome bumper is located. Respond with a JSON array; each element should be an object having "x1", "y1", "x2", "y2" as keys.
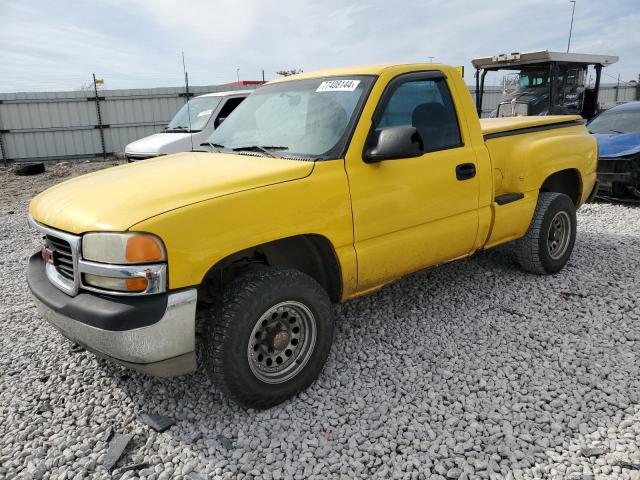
[
  {"x1": 32, "y1": 290, "x2": 197, "y2": 377},
  {"x1": 28, "y1": 254, "x2": 198, "y2": 377}
]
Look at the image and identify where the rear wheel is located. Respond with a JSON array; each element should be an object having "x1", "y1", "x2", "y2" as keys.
[
  {"x1": 203, "y1": 269, "x2": 333, "y2": 409},
  {"x1": 515, "y1": 192, "x2": 577, "y2": 274}
]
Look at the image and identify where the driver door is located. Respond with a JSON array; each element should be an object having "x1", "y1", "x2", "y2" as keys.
[{"x1": 346, "y1": 72, "x2": 480, "y2": 291}]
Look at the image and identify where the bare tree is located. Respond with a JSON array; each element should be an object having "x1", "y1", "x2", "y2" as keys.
[{"x1": 276, "y1": 69, "x2": 304, "y2": 77}]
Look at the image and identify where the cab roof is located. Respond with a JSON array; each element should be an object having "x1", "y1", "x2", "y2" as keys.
[
  {"x1": 471, "y1": 50, "x2": 618, "y2": 70},
  {"x1": 267, "y1": 63, "x2": 450, "y2": 83},
  {"x1": 198, "y1": 89, "x2": 254, "y2": 98}
]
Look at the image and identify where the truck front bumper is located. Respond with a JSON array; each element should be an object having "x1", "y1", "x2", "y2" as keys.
[{"x1": 27, "y1": 253, "x2": 197, "y2": 377}]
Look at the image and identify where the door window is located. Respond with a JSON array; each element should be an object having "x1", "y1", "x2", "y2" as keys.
[
  {"x1": 378, "y1": 78, "x2": 461, "y2": 152},
  {"x1": 214, "y1": 97, "x2": 246, "y2": 128}
]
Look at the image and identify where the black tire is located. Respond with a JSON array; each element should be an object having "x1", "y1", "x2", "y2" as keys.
[
  {"x1": 203, "y1": 269, "x2": 333, "y2": 409},
  {"x1": 13, "y1": 162, "x2": 45, "y2": 176},
  {"x1": 515, "y1": 192, "x2": 577, "y2": 274}
]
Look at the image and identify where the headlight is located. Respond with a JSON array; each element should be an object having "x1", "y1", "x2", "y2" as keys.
[
  {"x1": 82, "y1": 232, "x2": 166, "y2": 264},
  {"x1": 80, "y1": 232, "x2": 167, "y2": 294}
]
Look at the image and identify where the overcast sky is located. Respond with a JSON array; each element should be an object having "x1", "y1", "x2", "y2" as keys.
[{"x1": 1, "y1": 0, "x2": 638, "y2": 92}]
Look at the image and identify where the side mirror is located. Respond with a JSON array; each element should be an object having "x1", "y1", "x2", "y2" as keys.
[{"x1": 364, "y1": 126, "x2": 424, "y2": 163}]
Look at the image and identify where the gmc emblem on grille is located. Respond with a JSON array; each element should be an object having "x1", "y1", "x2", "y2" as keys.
[{"x1": 41, "y1": 247, "x2": 54, "y2": 265}]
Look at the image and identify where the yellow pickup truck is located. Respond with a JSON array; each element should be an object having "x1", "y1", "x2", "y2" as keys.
[{"x1": 27, "y1": 64, "x2": 597, "y2": 408}]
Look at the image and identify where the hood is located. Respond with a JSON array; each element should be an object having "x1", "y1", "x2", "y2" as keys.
[
  {"x1": 593, "y1": 133, "x2": 640, "y2": 158},
  {"x1": 30, "y1": 152, "x2": 314, "y2": 234},
  {"x1": 125, "y1": 132, "x2": 195, "y2": 155}
]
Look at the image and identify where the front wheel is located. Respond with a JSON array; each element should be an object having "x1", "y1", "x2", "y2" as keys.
[
  {"x1": 515, "y1": 192, "x2": 577, "y2": 274},
  {"x1": 202, "y1": 269, "x2": 333, "y2": 409}
]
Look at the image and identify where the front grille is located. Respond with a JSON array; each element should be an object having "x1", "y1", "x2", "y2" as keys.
[
  {"x1": 29, "y1": 216, "x2": 81, "y2": 296},
  {"x1": 497, "y1": 102, "x2": 528, "y2": 117},
  {"x1": 497, "y1": 103, "x2": 512, "y2": 117},
  {"x1": 46, "y1": 235, "x2": 74, "y2": 281}
]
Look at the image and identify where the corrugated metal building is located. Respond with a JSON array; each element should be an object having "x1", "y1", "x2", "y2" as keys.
[
  {"x1": 0, "y1": 83, "x2": 637, "y2": 164},
  {"x1": 0, "y1": 85, "x2": 254, "y2": 164}
]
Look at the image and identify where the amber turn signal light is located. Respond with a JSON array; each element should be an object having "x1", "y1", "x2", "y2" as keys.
[
  {"x1": 125, "y1": 277, "x2": 149, "y2": 292},
  {"x1": 126, "y1": 235, "x2": 164, "y2": 263}
]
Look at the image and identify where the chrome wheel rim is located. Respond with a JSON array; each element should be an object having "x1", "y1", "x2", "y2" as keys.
[
  {"x1": 547, "y1": 211, "x2": 571, "y2": 260},
  {"x1": 247, "y1": 301, "x2": 316, "y2": 384}
]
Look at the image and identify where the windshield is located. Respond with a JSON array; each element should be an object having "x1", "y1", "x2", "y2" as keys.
[
  {"x1": 206, "y1": 76, "x2": 374, "y2": 159},
  {"x1": 167, "y1": 96, "x2": 222, "y2": 132},
  {"x1": 588, "y1": 108, "x2": 640, "y2": 134},
  {"x1": 518, "y1": 70, "x2": 550, "y2": 89}
]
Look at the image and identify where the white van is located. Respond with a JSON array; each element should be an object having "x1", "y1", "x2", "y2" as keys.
[{"x1": 124, "y1": 90, "x2": 252, "y2": 161}]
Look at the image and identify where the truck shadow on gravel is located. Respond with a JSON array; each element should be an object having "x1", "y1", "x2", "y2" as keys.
[{"x1": 101, "y1": 230, "x2": 639, "y2": 478}]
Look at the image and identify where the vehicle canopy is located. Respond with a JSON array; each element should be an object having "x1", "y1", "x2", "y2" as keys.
[{"x1": 472, "y1": 50, "x2": 618, "y2": 118}]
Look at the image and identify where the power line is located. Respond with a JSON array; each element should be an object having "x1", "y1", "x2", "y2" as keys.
[{"x1": 602, "y1": 71, "x2": 638, "y2": 87}]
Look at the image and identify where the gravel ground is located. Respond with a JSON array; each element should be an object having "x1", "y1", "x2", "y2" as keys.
[{"x1": 1, "y1": 162, "x2": 639, "y2": 480}]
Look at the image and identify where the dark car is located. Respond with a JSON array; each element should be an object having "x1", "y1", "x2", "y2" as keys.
[{"x1": 588, "y1": 101, "x2": 640, "y2": 199}]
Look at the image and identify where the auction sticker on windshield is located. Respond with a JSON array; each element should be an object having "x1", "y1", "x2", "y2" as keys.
[
  {"x1": 316, "y1": 80, "x2": 360, "y2": 92},
  {"x1": 197, "y1": 109, "x2": 213, "y2": 117}
]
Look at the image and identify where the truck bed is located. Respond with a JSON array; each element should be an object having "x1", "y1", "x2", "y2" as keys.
[{"x1": 480, "y1": 115, "x2": 583, "y2": 137}]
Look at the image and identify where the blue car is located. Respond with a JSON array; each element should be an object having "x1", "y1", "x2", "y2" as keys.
[{"x1": 588, "y1": 101, "x2": 640, "y2": 198}]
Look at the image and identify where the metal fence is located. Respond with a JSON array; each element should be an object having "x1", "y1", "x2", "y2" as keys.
[
  {"x1": 0, "y1": 85, "x2": 254, "y2": 164},
  {"x1": 0, "y1": 83, "x2": 637, "y2": 164},
  {"x1": 470, "y1": 86, "x2": 503, "y2": 117},
  {"x1": 593, "y1": 84, "x2": 638, "y2": 105}
]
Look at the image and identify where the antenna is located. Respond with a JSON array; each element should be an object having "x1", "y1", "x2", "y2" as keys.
[
  {"x1": 182, "y1": 51, "x2": 194, "y2": 152},
  {"x1": 567, "y1": 1, "x2": 576, "y2": 53}
]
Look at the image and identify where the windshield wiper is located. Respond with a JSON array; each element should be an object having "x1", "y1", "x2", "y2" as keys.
[
  {"x1": 165, "y1": 126, "x2": 189, "y2": 132},
  {"x1": 200, "y1": 142, "x2": 225, "y2": 152},
  {"x1": 232, "y1": 145, "x2": 289, "y2": 158},
  {"x1": 609, "y1": 129, "x2": 625, "y2": 134}
]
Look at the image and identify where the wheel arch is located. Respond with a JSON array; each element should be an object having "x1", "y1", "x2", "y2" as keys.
[
  {"x1": 200, "y1": 234, "x2": 342, "y2": 303},
  {"x1": 540, "y1": 168, "x2": 583, "y2": 206}
]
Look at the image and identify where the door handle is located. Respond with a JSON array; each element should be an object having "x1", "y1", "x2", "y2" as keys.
[{"x1": 456, "y1": 163, "x2": 476, "y2": 181}]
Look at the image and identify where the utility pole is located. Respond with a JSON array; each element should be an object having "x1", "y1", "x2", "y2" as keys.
[
  {"x1": 615, "y1": 73, "x2": 620, "y2": 103},
  {"x1": 0, "y1": 101, "x2": 6, "y2": 165},
  {"x1": 93, "y1": 73, "x2": 107, "y2": 160},
  {"x1": 236, "y1": 68, "x2": 240, "y2": 84},
  {"x1": 567, "y1": 0, "x2": 576, "y2": 53},
  {"x1": 0, "y1": 116, "x2": 7, "y2": 167},
  {"x1": 262, "y1": 69, "x2": 265, "y2": 82},
  {"x1": 428, "y1": 56, "x2": 435, "y2": 63}
]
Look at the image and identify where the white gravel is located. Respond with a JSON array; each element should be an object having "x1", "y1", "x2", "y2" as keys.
[{"x1": 1, "y1": 162, "x2": 639, "y2": 480}]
